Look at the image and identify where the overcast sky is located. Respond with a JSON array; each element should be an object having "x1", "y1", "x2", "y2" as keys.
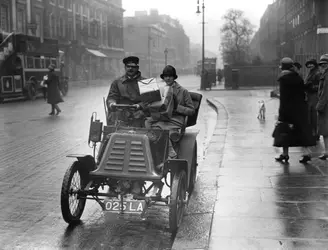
[{"x1": 122, "y1": 0, "x2": 274, "y2": 65}]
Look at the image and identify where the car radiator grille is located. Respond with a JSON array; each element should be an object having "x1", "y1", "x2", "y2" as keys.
[{"x1": 105, "y1": 139, "x2": 147, "y2": 173}]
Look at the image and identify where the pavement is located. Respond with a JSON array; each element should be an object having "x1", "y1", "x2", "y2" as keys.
[{"x1": 173, "y1": 87, "x2": 328, "y2": 250}]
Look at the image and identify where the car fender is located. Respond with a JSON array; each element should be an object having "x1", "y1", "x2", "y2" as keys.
[
  {"x1": 66, "y1": 154, "x2": 96, "y2": 172},
  {"x1": 177, "y1": 131, "x2": 198, "y2": 188}
]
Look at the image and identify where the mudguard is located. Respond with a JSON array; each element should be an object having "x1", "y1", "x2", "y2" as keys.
[
  {"x1": 66, "y1": 154, "x2": 96, "y2": 172},
  {"x1": 177, "y1": 131, "x2": 198, "y2": 188}
]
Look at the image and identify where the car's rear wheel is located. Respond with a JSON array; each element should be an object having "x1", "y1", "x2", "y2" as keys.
[
  {"x1": 169, "y1": 170, "x2": 187, "y2": 234},
  {"x1": 61, "y1": 79, "x2": 69, "y2": 96},
  {"x1": 61, "y1": 161, "x2": 87, "y2": 224},
  {"x1": 26, "y1": 81, "x2": 37, "y2": 100}
]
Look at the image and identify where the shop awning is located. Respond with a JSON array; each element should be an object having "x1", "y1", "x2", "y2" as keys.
[{"x1": 86, "y1": 48, "x2": 107, "y2": 58}]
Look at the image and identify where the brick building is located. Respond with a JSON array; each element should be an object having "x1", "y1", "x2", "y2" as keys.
[
  {"x1": 0, "y1": 0, "x2": 124, "y2": 81},
  {"x1": 124, "y1": 9, "x2": 191, "y2": 77},
  {"x1": 124, "y1": 23, "x2": 167, "y2": 77},
  {"x1": 253, "y1": 0, "x2": 328, "y2": 72}
]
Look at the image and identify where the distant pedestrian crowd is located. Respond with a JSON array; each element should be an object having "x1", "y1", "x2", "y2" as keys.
[{"x1": 273, "y1": 54, "x2": 328, "y2": 163}]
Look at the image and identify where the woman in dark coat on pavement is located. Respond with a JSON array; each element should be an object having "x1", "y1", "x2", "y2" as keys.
[
  {"x1": 304, "y1": 59, "x2": 321, "y2": 140},
  {"x1": 273, "y1": 57, "x2": 316, "y2": 163},
  {"x1": 44, "y1": 64, "x2": 63, "y2": 115},
  {"x1": 316, "y1": 54, "x2": 328, "y2": 160}
]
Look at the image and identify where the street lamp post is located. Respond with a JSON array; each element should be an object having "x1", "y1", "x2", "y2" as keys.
[
  {"x1": 196, "y1": 0, "x2": 205, "y2": 90},
  {"x1": 164, "y1": 48, "x2": 168, "y2": 66}
]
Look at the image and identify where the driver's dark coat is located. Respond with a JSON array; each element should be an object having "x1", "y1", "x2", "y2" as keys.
[{"x1": 106, "y1": 72, "x2": 145, "y2": 105}]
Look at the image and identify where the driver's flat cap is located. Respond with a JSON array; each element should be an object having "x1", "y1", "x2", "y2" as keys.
[{"x1": 123, "y1": 56, "x2": 139, "y2": 66}]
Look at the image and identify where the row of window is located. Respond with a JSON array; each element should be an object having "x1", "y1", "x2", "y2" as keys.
[
  {"x1": 25, "y1": 56, "x2": 59, "y2": 69},
  {"x1": 49, "y1": 0, "x2": 73, "y2": 10},
  {"x1": 0, "y1": 4, "x2": 9, "y2": 32},
  {"x1": 49, "y1": 15, "x2": 74, "y2": 40}
]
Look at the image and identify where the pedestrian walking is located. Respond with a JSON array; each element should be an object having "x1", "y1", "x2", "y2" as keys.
[
  {"x1": 44, "y1": 64, "x2": 63, "y2": 116},
  {"x1": 273, "y1": 57, "x2": 316, "y2": 163},
  {"x1": 304, "y1": 59, "x2": 321, "y2": 141},
  {"x1": 316, "y1": 54, "x2": 328, "y2": 160}
]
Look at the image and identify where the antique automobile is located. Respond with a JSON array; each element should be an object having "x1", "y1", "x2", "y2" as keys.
[{"x1": 60, "y1": 85, "x2": 202, "y2": 234}]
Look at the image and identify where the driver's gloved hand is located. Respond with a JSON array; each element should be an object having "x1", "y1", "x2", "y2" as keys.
[
  {"x1": 108, "y1": 103, "x2": 115, "y2": 110},
  {"x1": 137, "y1": 102, "x2": 150, "y2": 110}
]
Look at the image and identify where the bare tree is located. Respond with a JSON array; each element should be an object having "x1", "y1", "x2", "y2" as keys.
[{"x1": 220, "y1": 9, "x2": 255, "y2": 65}]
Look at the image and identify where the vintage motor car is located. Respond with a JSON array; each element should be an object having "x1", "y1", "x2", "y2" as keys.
[{"x1": 60, "y1": 87, "x2": 202, "y2": 234}]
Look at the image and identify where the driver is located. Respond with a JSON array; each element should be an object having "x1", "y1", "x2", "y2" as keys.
[{"x1": 106, "y1": 56, "x2": 148, "y2": 127}]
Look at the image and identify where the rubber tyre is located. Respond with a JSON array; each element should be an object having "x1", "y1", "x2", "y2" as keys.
[
  {"x1": 188, "y1": 142, "x2": 198, "y2": 194},
  {"x1": 169, "y1": 170, "x2": 187, "y2": 234},
  {"x1": 26, "y1": 82, "x2": 37, "y2": 100},
  {"x1": 61, "y1": 161, "x2": 87, "y2": 224},
  {"x1": 61, "y1": 80, "x2": 69, "y2": 96}
]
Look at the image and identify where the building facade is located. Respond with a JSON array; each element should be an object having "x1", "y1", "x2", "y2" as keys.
[
  {"x1": 253, "y1": 0, "x2": 328, "y2": 71},
  {"x1": 124, "y1": 21, "x2": 168, "y2": 77},
  {"x1": 124, "y1": 9, "x2": 191, "y2": 77},
  {"x1": 0, "y1": 0, "x2": 124, "y2": 81}
]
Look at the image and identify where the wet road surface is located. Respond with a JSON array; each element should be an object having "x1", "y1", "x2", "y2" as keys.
[{"x1": 0, "y1": 76, "x2": 217, "y2": 250}]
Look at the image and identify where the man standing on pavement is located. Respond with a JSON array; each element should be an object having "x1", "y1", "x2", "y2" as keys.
[
  {"x1": 304, "y1": 59, "x2": 321, "y2": 140},
  {"x1": 316, "y1": 54, "x2": 328, "y2": 160},
  {"x1": 106, "y1": 56, "x2": 147, "y2": 127}
]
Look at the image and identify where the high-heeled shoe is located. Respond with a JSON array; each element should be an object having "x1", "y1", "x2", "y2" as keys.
[
  {"x1": 299, "y1": 155, "x2": 311, "y2": 163},
  {"x1": 318, "y1": 154, "x2": 328, "y2": 160},
  {"x1": 56, "y1": 109, "x2": 61, "y2": 116},
  {"x1": 275, "y1": 154, "x2": 289, "y2": 163}
]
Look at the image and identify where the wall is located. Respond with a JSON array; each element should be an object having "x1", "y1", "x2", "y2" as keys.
[{"x1": 224, "y1": 65, "x2": 279, "y2": 88}]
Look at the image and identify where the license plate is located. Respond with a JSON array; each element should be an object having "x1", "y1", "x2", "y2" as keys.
[{"x1": 103, "y1": 199, "x2": 146, "y2": 213}]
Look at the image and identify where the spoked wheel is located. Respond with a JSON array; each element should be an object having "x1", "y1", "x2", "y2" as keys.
[
  {"x1": 26, "y1": 81, "x2": 37, "y2": 100},
  {"x1": 169, "y1": 170, "x2": 187, "y2": 234},
  {"x1": 61, "y1": 80, "x2": 69, "y2": 96},
  {"x1": 188, "y1": 142, "x2": 198, "y2": 194},
  {"x1": 61, "y1": 161, "x2": 87, "y2": 224}
]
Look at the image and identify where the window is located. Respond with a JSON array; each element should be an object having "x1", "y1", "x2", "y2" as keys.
[
  {"x1": 67, "y1": 20, "x2": 73, "y2": 40},
  {"x1": 82, "y1": 4, "x2": 88, "y2": 16},
  {"x1": 58, "y1": 0, "x2": 64, "y2": 7},
  {"x1": 34, "y1": 57, "x2": 41, "y2": 68},
  {"x1": 75, "y1": 3, "x2": 80, "y2": 13},
  {"x1": 67, "y1": 0, "x2": 72, "y2": 10},
  {"x1": 40, "y1": 56, "x2": 45, "y2": 68},
  {"x1": 45, "y1": 57, "x2": 51, "y2": 67},
  {"x1": 49, "y1": 0, "x2": 55, "y2": 5},
  {"x1": 59, "y1": 17, "x2": 65, "y2": 37},
  {"x1": 0, "y1": 4, "x2": 10, "y2": 32},
  {"x1": 49, "y1": 15, "x2": 56, "y2": 38},
  {"x1": 26, "y1": 57, "x2": 34, "y2": 68},
  {"x1": 17, "y1": 8, "x2": 26, "y2": 33},
  {"x1": 90, "y1": 7, "x2": 95, "y2": 19},
  {"x1": 50, "y1": 58, "x2": 57, "y2": 67},
  {"x1": 35, "y1": 13, "x2": 42, "y2": 37}
]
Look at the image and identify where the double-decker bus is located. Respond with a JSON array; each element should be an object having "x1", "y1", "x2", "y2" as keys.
[{"x1": 0, "y1": 32, "x2": 68, "y2": 103}]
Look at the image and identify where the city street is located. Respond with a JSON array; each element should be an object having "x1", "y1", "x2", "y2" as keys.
[{"x1": 0, "y1": 75, "x2": 216, "y2": 250}]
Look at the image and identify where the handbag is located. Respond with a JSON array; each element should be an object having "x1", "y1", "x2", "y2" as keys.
[{"x1": 272, "y1": 121, "x2": 295, "y2": 147}]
